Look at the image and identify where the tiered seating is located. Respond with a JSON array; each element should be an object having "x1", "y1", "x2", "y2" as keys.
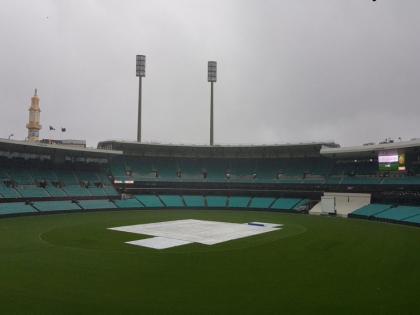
[
  {"x1": 293, "y1": 199, "x2": 311, "y2": 210},
  {"x1": 278, "y1": 159, "x2": 305, "y2": 177},
  {"x1": 249, "y1": 197, "x2": 275, "y2": 209},
  {"x1": 77, "y1": 200, "x2": 116, "y2": 210},
  {"x1": 375, "y1": 206, "x2": 420, "y2": 221},
  {"x1": 183, "y1": 195, "x2": 205, "y2": 207},
  {"x1": 0, "y1": 202, "x2": 36, "y2": 215},
  {"x1": 103, "y1": 186, "x2": 119, "y2": 197},
  {"x1": 31, "y1": 168, "x2": 58, "y2": 183},
  {"x1": 0, "y1": 185, "x2": 21, "y2": 198},
  {"x1": 109, "y1": 157, "x2": 420, "y2": 187},
  {"x1": 127, "y1": 159, "x2": 156, "y2": 181},
  {"x1": 350, "y1": 204, "x2": 392, "y2": 218},
  {"x1": 403, "y1": 213, "x2": 420, "y2": 225},
  {"x1": 271, "y1": 198, "x2": 302, "y2": 210},
  {"x1": 179, "y1": 159, "x2": 203, "y2": 181},
  {"x1": 228, "y1": 159, "x2": 256, "y2": 181},
  {"x1": 96, "y1": 172, "x2": 111, "y2": 184},
  {"x1": 7, "y1": 168, "x2": 34, "y2": 185},
  {"x1": 276, "y1": 176, "x2": 303, "y2": 184},
  {"x1": 135, "y1": 195, "x2": 164, "y2": 207},
  {"x1": 15, "y1": 186, "x2": 49, "y2": 198},
  {"x1": 110, "y1": 159, "x2": 128, "y2": 181},
  {"x1": 326, "y1": 176, "x2": 342, "y2": 185},
  {"x1": 228, "y1": 196, "x2": 251, "y2": 208},
  {"x1": 75, "y1": 170, "x2": 100, "y2": 184},
  {"x1": 255, "y1": 159, "x2": 278, "y2": 183},
  {"x1": 63, "y1": 185, "x2": 91, "y2": 197},
  {"x1": 341, "y1": 177, "x2": 381, "y2": 185},
  {"x1": 350, "y1": 204, "x2": 420, "y2": 226},
  {"x1": 382, "y1": 176, "x2": 420, "y2": 185},
  {"x1": 203, "y1": 159, "x2": 227, "y2": 182},
  {"x1": 87, "y1": 187, "x2": 107, "y2": 197},
  {"x1": 206, "y1": 196, "x2": 227, "y2": 207},
  {"x1": 56, "y1": 170, "x2": 79, "y2": 185},
  {"x1": 302, "y1": 175, "x2": 325, "y2": 184},
  {"x1": 159, "y1": 195, "x2": 184, "y2": 207},
  {"x1": 44, "y1": 186, "x2": 67, "y2": 197},
  {"x1": 113, "y1": 198, "x2": 143, "y2": 209},
  {"x1": 33, "y1": 201, "x2": 81, "y2": 212},
  {"x1": 154, "y1": 158, "x2": 178, "y2": 180}
]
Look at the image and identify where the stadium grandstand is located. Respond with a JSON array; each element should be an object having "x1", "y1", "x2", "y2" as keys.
[{"x1": 1, "y1": 137, "x2": 420, "y2": 227}]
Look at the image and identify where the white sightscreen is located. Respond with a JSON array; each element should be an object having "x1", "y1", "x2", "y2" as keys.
[{"x1": 321, "y1": 196, "x2": 336, "y2": 214}]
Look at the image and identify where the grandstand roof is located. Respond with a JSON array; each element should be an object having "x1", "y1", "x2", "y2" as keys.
[
  {"x1": 97, "y1": 140, "x2": 339, "y2": 158},
  {"x1": 321, "y1": 138, "x2": 420, "y2": 157},
  {"x1": 0, "y1": 138, "x2": 122, "y2": 158}
]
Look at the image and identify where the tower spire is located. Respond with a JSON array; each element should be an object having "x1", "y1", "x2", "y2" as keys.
[{"x1": 26, "y1": 89, "x2": 42, "y2": 142}]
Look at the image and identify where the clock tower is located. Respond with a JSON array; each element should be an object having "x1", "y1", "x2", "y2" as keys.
[{"x1": 26, "y1": 89, "x2": 42, "y2": 142}]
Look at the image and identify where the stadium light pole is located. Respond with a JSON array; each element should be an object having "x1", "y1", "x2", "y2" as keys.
[
  {"x1": 136, "y1": 55, "x2": 146, "y2": 142},
  {"x1": 208, "y1": 61, "x2": 217, "y2": 146}
]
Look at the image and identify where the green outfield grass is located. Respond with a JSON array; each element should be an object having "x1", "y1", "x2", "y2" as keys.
[{"x1": 1, "y1": 210, "x2": 420, "y2": 314}]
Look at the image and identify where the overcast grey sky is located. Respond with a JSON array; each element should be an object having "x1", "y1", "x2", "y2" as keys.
[{"x1": 0, "y1": 0, "x2": 419, "y2": 147}]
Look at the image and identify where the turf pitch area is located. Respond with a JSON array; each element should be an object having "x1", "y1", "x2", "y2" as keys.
[{"x1": 1, "y1": 210, "x2": 420, "y2": 314}]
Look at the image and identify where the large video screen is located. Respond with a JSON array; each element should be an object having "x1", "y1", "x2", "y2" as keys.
[{"x1": 378, "y1": 151, "x2": 405, "y2": 172}]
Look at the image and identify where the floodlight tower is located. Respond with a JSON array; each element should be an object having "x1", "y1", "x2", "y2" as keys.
[
  {"x1": 208, "y1": 61, "x2": 217, "y2": 146},
  {"x1": 136, "y1": 55, "x2": 146, "y2": 142}
]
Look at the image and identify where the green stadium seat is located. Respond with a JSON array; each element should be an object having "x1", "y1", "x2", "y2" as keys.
[
  {"x1": 249, "y1": 197, "x2": 276, "y2": 209},
  {"x1": 179, "y1": 159, "x2": 203, "y2": 181},
  {"x1": 228, "y1": 196, "x2": 251, "y2": 208},
  {"x1": 271, "y1": 198, "x2": 302, "y2": 210},
  {"x1": 206, "y1": 196, "x2": 227, "y2": 207},
  {"x1": 351, "y1": 204, "x2": 393, "y2": 218},
  {"x1": 7, "y1": 168, "x2": 34, "y2": 185},
  {"x1": 293, "y1": 199, "x2": 311, "y2": 210},
  {"x1": 77, "y1": 200, "x2": 117, "y2": 210},
  {"x1": 403, "y1": 214, "x2": 420, "y2": 225},
  {"x1": 374, "y1": 206, "x2": 420, "y2": 221},
  {"x1": 135, "y1": 195, "x2": 164, "y2": 207},
  {"x1": 33, "y1": 201, "x2": 81, "y2": 212},
  {"x1": 56, "y1": 170, "x2": 79, "y2": 185},
  {"x1": 154, "y1": 158, "x2": 179, "y2": 180},
  {"x1": 341, "y1": 177, "x2": 381, "y2": 185},
  {"x1": 103, "y1": 186, "x2": 119, "y2": 197},
  {"x1": 255, "y1": 159, "x2": 278, "y2": 182},
  {"x1": 63, "y1": 185, "x2": 91, "y2": 197},
  {"x1": 45, "y1": 186, "x2": 67, "y2": 197},
  {"x1": 382, "y1": 177, "x2": 420, "y2": 185},
  {"x1": 110, "y1": 160, "x2": 129, "y2": 181},
  {"x1": 113, "y1": 198, "x2": 143, "y2": 209},
  {"x1": 228, "y1": 159, "x2": 256, "y2": 182},
  {"x1": 87, "y1": 187, "x2": 107, "y2": 197},
  {"x1": 159, "y1": 195, "x2": 184, "y2": 207},
  {"x1": 0, "y1": 186, "x2": 21, "y2": 198},
  {"x1": 16, "y1": 186, "x2": 49, "y2": 198},
  {"x1": 203, "y1": 159, "x2": 227, "y2": 182},
  {"x1": 30, "y1": 168, "x2": 58, "y2": 182},
  {"x1": 277, "y1": 177, "x2": 303, "y2": 184},
  {"x1": 127, "y1": 159, "x2": 157, "y2": 181},
  {"x1": 75, "y1": 170, "x2": 100, "y2": 183},
  {"x1": 0, "y1": 202, "x2": 36, "y2": 215},
  {"x1": 183, "y1": 195, "x2": 205, "y2": 207}
]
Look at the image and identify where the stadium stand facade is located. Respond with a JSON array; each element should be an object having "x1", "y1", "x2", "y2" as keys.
[{"x1": 1, "y1": 138, "x2": 420, "y2": 227}]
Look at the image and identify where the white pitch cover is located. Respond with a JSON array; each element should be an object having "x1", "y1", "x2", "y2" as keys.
[
  {"x1": 110, "y1": 219, "x2": 282, "y2": 250},
  {"x1": 126, "y1": 237, "x2": 192, "y2": 249}
]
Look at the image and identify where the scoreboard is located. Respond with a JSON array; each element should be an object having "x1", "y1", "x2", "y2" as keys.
[{"x1": 378, "y1": 150, "x2": 406, "y2": 172}]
